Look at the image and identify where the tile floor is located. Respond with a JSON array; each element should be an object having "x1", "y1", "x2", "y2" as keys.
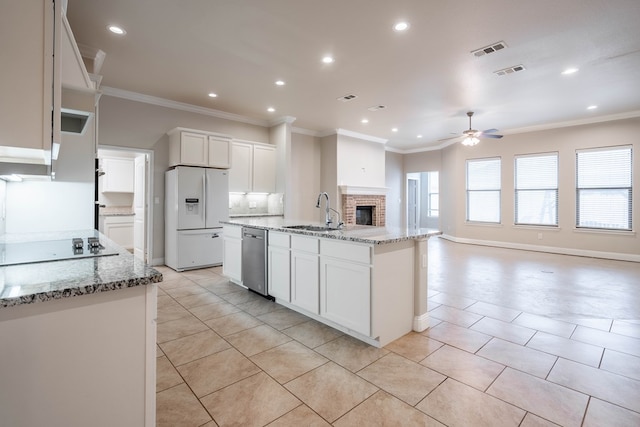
[{"x1": 155, "y1": 237, "x2": 640, "y2": 426}]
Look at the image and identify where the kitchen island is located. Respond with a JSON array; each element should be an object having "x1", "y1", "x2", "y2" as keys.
[
  {"x1": 222, "y1": 218, "x2": 441, "y2": 347},
  {"x1": 0, "y1": 230, "x2": 162, "y2": 427}
]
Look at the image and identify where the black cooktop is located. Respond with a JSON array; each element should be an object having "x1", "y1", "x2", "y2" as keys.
[{"x1": 0, "y1": 237, "x2": 119, "y2": 267}]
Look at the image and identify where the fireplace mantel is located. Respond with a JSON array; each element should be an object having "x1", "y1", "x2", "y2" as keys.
[{"x1": 339, "y1": 185, "x2": 389, "y2": 196}]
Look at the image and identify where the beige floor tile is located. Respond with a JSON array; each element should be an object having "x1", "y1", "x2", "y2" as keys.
[
  {"x1": 315, "y1": 335, "x2": 389, "y2": 372},
  {"x1": 189, "y1": 301, "x2": 242, "y2": 322},
  {"x1": 477, "y1": 338, "x2": 556, "y2": 378},
  {"x1": 417, "y1": 378, "x2": 525, "y2": 427},
  {"x1": 201, "y1": 372, "x2": 300, "y2": 427},
  {"x1": 611, "y1": 320, "x2": 640, "y2": 339},
  {"x1": 526, "y1": 331, "x2": 603, "y2": 367},
  {"x1": 512, "y1": 312, "x2": 576, "y2": 338},
  {"x1": 582, "y1": 398, "x2": 640, "y2": 427},
  {"x1": 156, "y1": 383, "x2": 212, "y2": 427},
  {"x1": 571, "y1": 325, "x2": 640, "y2": 357},
  {"x1": 164, "y1": 283, "x2": 208, "y2": 298},
  {"x1": 384, "y1": 331, "x2": 444, "y2": 362},
  {"x1": 421, "y1": 344, "x2": 504, "y2": 391},
  {"x1": 200, "y1": 421, "x2": 219, "y2": 427},
  {"x1": 157, "y1": 315, "x2": 209, "y2": 343},
  {"x1": 221, "y1": 289, "x2": 263, "y2": 305},
  {"x1": 267, "y1": 405, "x2": 331, "y2": 426},
  {"x1": 158, "y1": 275, "x2": 196, "y2": 290},
  {"x1": 157, "y1": 300, "x2": 192, "y2": 324},
  {"x1": 471, "y1": 316, "x2": 535, "y2": 345},
  {"x1": 466, "y1": 301, "x2": 522, "y2": 322},
  {"x1": 159, "y1": 329, "x2": 230, "y2": 366},
  {"x1": 357, "y1": 353, "x2": 445, "y2": 405},
  {"x1": 600, "y1": 349, "x2": 640, "y2": 381},
  {"x1": 520, "y1": 413, "x2": 561, "y2": 426},
  {"x1": 281, "y1": 320, "x2": 342, "y2": 349},
  {"x1": 175, "y1": 291, "x2": 223, "y2": 309},
  {"x1": 157, "y1": 344, "x2": 164, "y2": 357},
  {"x1": 429, "y1": 304, "x2": 483, "y2": 328},
  {"x1": 285, "y1": 362, "x2": 378, "y2": 422},
  {"x1": 427, "y1": 301, "x2": 442, "y2": 311},
  {"x1": 487, "y1": 368, "x2": 589, "y2": 427},
  {"x1": 569, "y1": 318, "x2": 613, "y2": 331},
  {"x1": 205, "y1": 311, "x2": 263, "y2": 336},
  {"x1": 236, "y1": 297, "x2": 281, "y2": 316},
  {"x1": 423, "y1": 321, "x2": 492, "y2": 353},
  {"x1": 226, "y1": 324, "x2": 292, "y2": 357},
  {"x1": 250, "y1": 340, "x2": 328, "y2": 384},
  {"x1": 257, "y1": 307, "x2": 309, "y2": 330},
  {"x1": 199, "y1": 277, "x2": 241, "y2": 294},
  {"x1": 156, "y1": 355, "x2": 183, "y2": 392},
  {"x1": 177, "y1": 347, "x2": 260, "y2": 397},
  {"x1": 547, "y1": 357, "x2": 640, "y2": 413},
  {"x1": 335, "y1": 390, "x2": 445, "y2": 427},
  {"x1": 428, "y1": 292, "x2": 477, "y2": 309}
]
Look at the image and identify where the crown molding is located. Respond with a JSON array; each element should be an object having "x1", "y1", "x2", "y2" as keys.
[
  {"x1": 268, "y1": 116, "x2": 297, "y2": 126},
  {"x1": 291, "y1": 127, "x2": 319, "y2": 136},
  {"x1": 101, "y1": 86, "x2": 270, "y2": 127}
]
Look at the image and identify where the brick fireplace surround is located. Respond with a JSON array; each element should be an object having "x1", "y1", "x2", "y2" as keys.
[{"x1": 341, "y1": 194, "x2": 386, "y2": 226}]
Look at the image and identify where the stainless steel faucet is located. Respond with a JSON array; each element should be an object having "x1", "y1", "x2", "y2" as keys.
[{"x1": 316, "y1": 192, "x2": 332, "y2": 225}]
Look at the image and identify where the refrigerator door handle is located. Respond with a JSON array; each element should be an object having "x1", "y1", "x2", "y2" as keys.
[{"x1": 201, "y1": 173, "x2": 207, "y2": 225}]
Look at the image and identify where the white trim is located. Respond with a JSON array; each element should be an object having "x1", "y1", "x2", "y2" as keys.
[
  {"x1": 268, "y1": 116, "x2": 296, "y2": 126},
  {"x1": 339, "y1": 185, "x2": 389, "y2": 195},
  {"x1": 101, "y1": 86, "x2": 270, "y2": 127},
  {"x1": 166, "y1": 127, "x2": 233, "y2": 140},
  {"x1": 336, "y1": 128, "x2": 387, "y2": 144},
  {"x1": 291, "y1": 127, "x2": 320, "y2": 136},
  {"x1": 440, "y1": 234, "x2": 640, "y2": 263},
  {"x1": 413, "y1": 312, "x2": 430, "y2": 332}
]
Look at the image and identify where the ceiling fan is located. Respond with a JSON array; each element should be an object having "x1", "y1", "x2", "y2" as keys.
[{"x1": 460, "y1": 111, "x2": 503, "y2": 146}]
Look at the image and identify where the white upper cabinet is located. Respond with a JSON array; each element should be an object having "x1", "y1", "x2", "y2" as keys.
[
  {"x1": 167, "y1": 127, "x2": 232, "y2": 169},
  {"x1": 229, "y1": 141, "x2": 276, "y2": 193},
  {"x1": 101, "y1": 158, "x2": 134, "y2": 193}
]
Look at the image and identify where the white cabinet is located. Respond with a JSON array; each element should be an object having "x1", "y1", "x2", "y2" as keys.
[
  {"x1": 101, "y1": 158, "x2": 134, "y2": 193},
  {"x1": 103, "y1": 215, "x2": 134, "y2": 250},
  {"x1": 268, "y1": 232, "x2": 290, "y2": 301},
  {"x1": 223, "y1": 225, "x2": 242, "y2": 284},
  {"x1": 167, "y1": 128, "x2": 232, "y2": 169},
  {"x1": 0, "y1": 0, "x2": 60, "y2": 161},
  {"x1": 290, "y1": 235, "x2": 319, "y2": 314},
  {"x1": 229, "y1": 141, "x2": 276, "y2": 193}
]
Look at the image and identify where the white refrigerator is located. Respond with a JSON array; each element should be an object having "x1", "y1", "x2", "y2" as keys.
[{"x1": 165, "y1": 166, "x2": 229, "y2": 271}]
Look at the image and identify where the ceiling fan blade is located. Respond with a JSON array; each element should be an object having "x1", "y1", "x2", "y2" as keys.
[
  {"x1": 482, "y1": 128, "x2": 499, "y2": 134},
  {"x1": 480, "y1": 133, "x2": 503, "y2": 139}
]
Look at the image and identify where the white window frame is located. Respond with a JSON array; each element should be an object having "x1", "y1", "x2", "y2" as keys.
[
  {"x1": 514, "y1": 152, "x2": 559, "y2": 227},
  {"x1": 466, "y1": 157, "x2": 501, "y2": 224}
]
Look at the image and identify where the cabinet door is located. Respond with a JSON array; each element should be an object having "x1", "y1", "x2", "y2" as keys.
[
  {"x1": 252, "y1": 145, "x2": 276, "y2": 193},
  {"x1": 223, "y1": 237, "x2": 242, "y2": 283},
  {"x1": 229, "y1": 142, "x2": 252, "y2": 192},
  {"x1": 291, "y1": 251, "x2": 319, "y2": 314},
  {"x1": 180, "y1": 132, "x2": 208, "y2": 166},
  {"x1": 268, "y1": 246, "x2": 290, "y2": 301},
  {"x1": 208, "y1": 136, "x2": 231, "y2": 169},
  {"x1": 102, "y1": 158, "x2": 134, "y2": 192},
  {"x1": 103, "y1": 217, "x2": 134, "y2": 249},
  {"x1": 320, "y1": 258, "x2": 371, "y2": 335}
]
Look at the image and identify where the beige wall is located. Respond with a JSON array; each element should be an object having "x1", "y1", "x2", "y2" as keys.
[
  {"x1": 336, "y1": 135, "x2": 386, "y2": 188},
  {"x1": 385, "y1": 151, "x2": 404, "y2": 227},
  {"x1": 290, "y1": 132, "x2": 321, "y2": 221}
]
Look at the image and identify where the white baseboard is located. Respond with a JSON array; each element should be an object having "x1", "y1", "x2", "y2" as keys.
[
  {"x1": 413, "y1": 313, "x2": 430, "y2": 332},
  {"x1": 440, "y1": 234, "x2": 640, "y2": 263}
]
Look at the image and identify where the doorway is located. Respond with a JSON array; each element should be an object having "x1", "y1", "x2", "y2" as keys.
[
  {"x1": 96, "y1": 146, "x2": 154, "y2": 264},
  {"x1": 406, "y1": 171, "x2": 439, "y2": 230}
]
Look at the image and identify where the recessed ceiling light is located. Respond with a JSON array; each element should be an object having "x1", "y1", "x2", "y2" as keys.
[
  {"x1": 561, "y1": 67, "x2": 579, "y2": 75},
  {"x1": 361, "y1": 119, "x2": 369, "y2": 124},
  {"x1": 208, "y1": 92, "x2": 218, "y2": 98},
  {"x1": 322, "y1": 56, "x2": 335, "y2": 64},
  {"x1": 587, "y1": 105, "x2": 598, "y2": 110},
  {"x1": 267, "y1": 107, "x2": 276, "y2": 112},
  {"x1": 393, "y1": 21, "x2": 409, "y2": 32},
  {"x1": 107, "y1": 25, "x2": 126, "y2": 35},
  {"x1": 417, "y1": 135, "x2": 423, "y2": 139},
  {"x1": 275, "y1": 80, "x2": 285, "y2": 86},
  {"x1": 391, "y1": 128, "x2": 398, "y2": 132}
]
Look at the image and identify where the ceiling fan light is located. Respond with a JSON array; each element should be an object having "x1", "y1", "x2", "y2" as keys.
[{"x1": 462, "y1": 136, "x2": 479, "y2": 146}]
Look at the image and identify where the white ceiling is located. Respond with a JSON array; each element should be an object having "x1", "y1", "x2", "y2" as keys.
[{"x1": 66, "y1": 0, "x2": 640, "y2": 152}]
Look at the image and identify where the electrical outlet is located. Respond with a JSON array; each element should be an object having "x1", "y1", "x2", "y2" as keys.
[
  {"x1": 249, "y1": 201, "x2": 257, "y2": 208},
  {"x1": 538, "y1": 233, "x2": 543, "y2": 240}
]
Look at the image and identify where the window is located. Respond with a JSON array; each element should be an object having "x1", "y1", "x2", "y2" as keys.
[
  {"x1": 427, "y1": 171, "x2": 439, "y2": 217},
  {"x1": 576, "y1": 146, "x2": 632, "y2": 230},
  {"x1": 515, "y1": 153, "x2": 558, "y2": 226},
  {"x1": 466, "y1": 158, "x2": 501, "y2": 223}
]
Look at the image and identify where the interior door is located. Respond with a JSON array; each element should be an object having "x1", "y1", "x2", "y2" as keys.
[
  {"x1": 407, "y1": 178, "x2": 419, "y2": 229},
  {"x1": 133, "y1": 154, "x2": 146, "y2": 261}
]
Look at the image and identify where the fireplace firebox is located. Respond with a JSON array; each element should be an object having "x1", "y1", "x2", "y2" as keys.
[{"x1": 356, "y1": 206, "x2": 374, "y2": 225}]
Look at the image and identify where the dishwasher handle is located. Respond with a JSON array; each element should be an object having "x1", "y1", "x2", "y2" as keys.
[{"x1": 243, "y1": 230, "x2": 264, "y2": 239}]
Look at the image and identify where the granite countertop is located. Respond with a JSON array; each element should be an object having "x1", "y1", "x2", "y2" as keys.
[
  {"x1": 221, "y1": 217, "x2": 441, "y2": 245},
  {"x1": 0, "y1": 230, "x2": 162, "y2": 309},
  {"x1": 229, "y1": 214, "x2": 285, "y2": 218}
]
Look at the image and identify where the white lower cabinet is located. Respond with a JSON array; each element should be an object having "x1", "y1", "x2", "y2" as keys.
[
  {"x1": 222, "y1": 226, "x2": 242, "y2": 284},
  {"x1": 268, "y1": 232, "x2": 290, "y2": 301},
  {"x1": 103, "y1": 215, "x2": 134, "y2": 250},
  {"x1": 290, "y1": 235, "x2": 319, "y2": 314}
]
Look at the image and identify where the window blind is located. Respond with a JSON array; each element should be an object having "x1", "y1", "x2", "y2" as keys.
[
  {"x1": 576, "y1": 146, "x2": 632, "y2": 230},
  {"x1": 466, "y1": 158, "x2": 501, "y2": 223},
  {"x1": 515, "y1": 153, "x2": 558, "y2": 226}
]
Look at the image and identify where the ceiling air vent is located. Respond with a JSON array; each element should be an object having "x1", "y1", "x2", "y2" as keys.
[
  {"x1": 494, "y1": 64, "x2": 526, "y2": 76},
  {"x1": 337, "y1": 94, "x2": 358, "y2": 102},
  {"x1": 471, "y1": 41, "x2": 507, "y2": 57},
  {"x1": 367, "y1": 105, "x2": 386, "y2": 111}
]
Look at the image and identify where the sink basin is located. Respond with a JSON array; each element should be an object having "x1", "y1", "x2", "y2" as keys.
[{"x1": 283, "y1": 225, "x2": 341, "y2": 232}]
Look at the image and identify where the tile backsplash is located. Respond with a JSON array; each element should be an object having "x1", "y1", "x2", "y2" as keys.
[{"x1": 229, "y1": 193, "x2": 284, "y2": 216}]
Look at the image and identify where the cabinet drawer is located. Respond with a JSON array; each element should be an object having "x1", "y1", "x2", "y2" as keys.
[
  {"x1": 269, "y1": 231, "x2": 290, "y2": 248},
  {"x1": 321, "y1": 239, "x2": 371, "y2": 264},
  {"x1": 223, "y1": 225, "x2": 242, "y2": 239},
  {"x1": 291, "y1": 235, "x2": 318, "y2": 253}
]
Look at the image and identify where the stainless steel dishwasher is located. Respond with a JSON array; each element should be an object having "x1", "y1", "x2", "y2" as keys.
[{"x1": 241, "y1": 227, "x2": 268, "y2": 296}]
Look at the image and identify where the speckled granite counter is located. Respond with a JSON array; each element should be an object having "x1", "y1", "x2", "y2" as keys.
[
  {"x1": 0, "y1": 229, "x2": 162, "y2": 308},
  {"x1": 221, "y1": 217, "x2": 441, "y2": 244}
]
